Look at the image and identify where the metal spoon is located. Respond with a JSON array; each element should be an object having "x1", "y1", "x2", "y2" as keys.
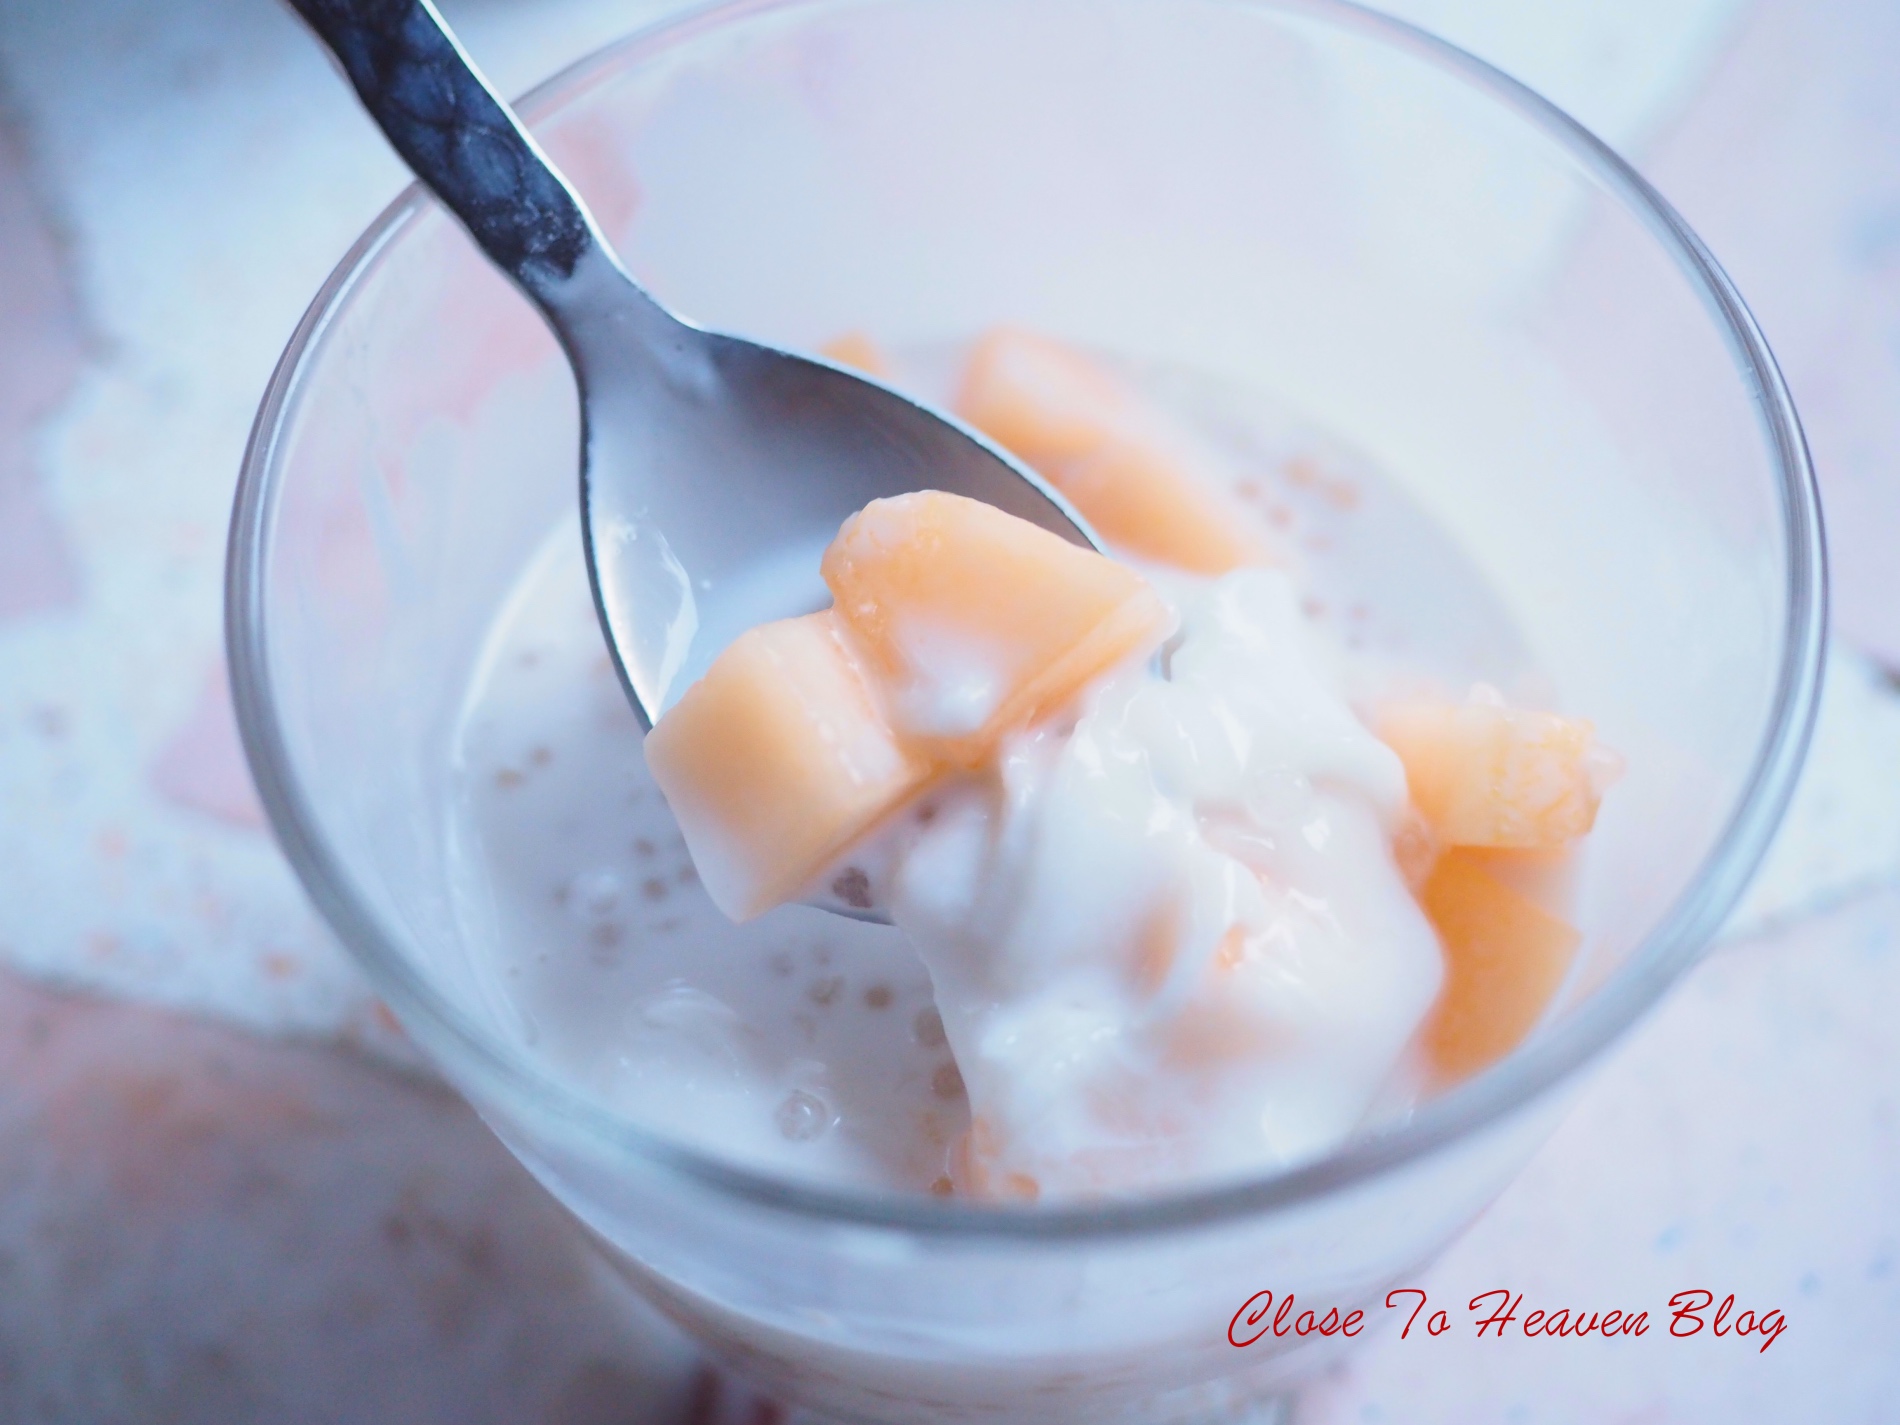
[{"x1": 287, "y1": 0, "x2": 1094, "y2": 919}]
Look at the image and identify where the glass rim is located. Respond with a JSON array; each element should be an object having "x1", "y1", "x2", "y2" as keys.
[{"x1": 228, "y1": 0, "x2": 1827, "y2": 1241}]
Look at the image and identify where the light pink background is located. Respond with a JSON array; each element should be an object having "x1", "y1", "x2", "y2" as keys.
[{"x1": 0, "y1": 0, "x2": 1895, "y2": 1418}]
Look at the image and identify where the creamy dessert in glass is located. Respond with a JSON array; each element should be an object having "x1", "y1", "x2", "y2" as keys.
[
  {"x1": 472, "y1": 327, "x2": 1619, "y2": 1209},
  {"x1": 229, "y1": 2, "x2": 1823, "y2": 1420}
]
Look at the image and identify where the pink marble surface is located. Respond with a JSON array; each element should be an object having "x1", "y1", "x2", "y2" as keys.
[
  {"x1": 0, "y1": 962, "x2": 792, "y2": 1425},
  {"x1": 0, "y1": 93, "x2": 84, "y2": 619},
  {"x1": 0, "y1": 0, "x2": 1897, "y2": 1419}
]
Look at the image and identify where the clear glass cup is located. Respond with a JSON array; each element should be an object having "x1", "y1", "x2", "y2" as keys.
[{"x1": 228, "y1": 1, "x2": 1824, "y2": 1420}]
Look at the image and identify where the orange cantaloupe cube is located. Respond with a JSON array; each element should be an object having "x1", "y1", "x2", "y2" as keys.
[
  {"x1": 1456, "y1": 845, "x2": 1578, "y2": 908},
  {"x1": 821, "y1": 490, "x2": 1173, "y2": 762},
  {"x1": 1378, "y1": 691, "x2": 1613, "y2": 850},
  {"x1": 954, "y1": 327, "x2": 1271, "y2": 575},
  {"x1": 1419, "y1": 849, "x2": 1581, "y2": 1080},
  {"x1": 643, "y1": 611, "x2": 931, "y2": 922},
  {"x1": 820, "y1": 331, "x2": 892, "y2": 379}
]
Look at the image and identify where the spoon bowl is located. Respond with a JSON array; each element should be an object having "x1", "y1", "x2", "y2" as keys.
[
  {"x1": 289, "y1": 0, "x2": 1093, "y2": 723},
  {"x1": 555, "y1": 249, "x2": 1097, "y2": 725}
]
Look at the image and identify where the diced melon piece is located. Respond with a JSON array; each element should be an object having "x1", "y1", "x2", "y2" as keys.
[
  {"x1": 955, "y1": 327, "x2": 1271, "y2": 575},
  {"x1": 643, "y1": 611, "x2": 931, "y2": 922},
  {"x1": 1378, "y1": 690, "x2": 1615, "y2": 850},
  {"x1": 821, "y1": 490, "x2": 1173, "y2": 762},
  {"x1": 1419, "y1": 849, "x2": 1581, "y2": 1080},
  {"x1": 820, "y1": 331, "x2": 891, "y2": 379},
  {"x1": 1457, "y1": 845, "x2": 1578, "y2": 908}
]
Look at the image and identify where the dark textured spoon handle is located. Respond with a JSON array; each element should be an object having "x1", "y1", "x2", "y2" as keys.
[{"x1": 288, "y1": 0, "x2": 598, "y2": 300}]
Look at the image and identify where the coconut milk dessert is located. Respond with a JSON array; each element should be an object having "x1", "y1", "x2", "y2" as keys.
[{"x1": 447, "y1": 330, "x2": 1614, "y2": 1201}]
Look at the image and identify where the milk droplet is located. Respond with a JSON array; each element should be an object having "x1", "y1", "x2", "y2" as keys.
[{"x1": 775, "y1": 1089, "x2": 836, "y2": 1142}]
